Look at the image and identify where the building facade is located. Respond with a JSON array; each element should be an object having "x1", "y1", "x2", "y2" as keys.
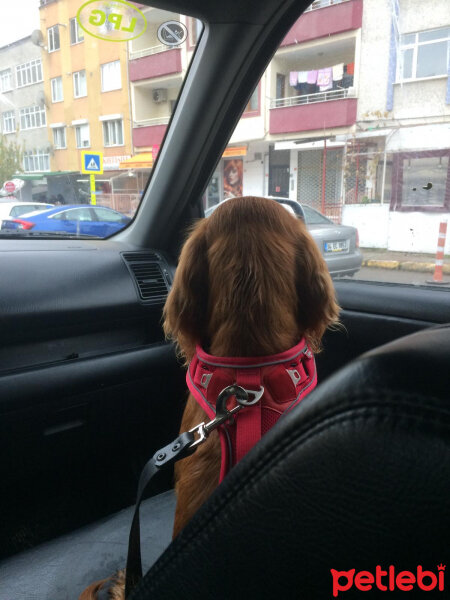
[
  {"x1": 0, "y1": 36, "x2": 50, "y2": 200},
  {"x1": 38, "y1": 0, "x2": 134, "y2": 203}
]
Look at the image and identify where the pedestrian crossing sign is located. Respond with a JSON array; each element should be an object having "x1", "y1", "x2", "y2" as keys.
[{"x1": 81, "y1": 151, "x2": 103, "y2": 174}]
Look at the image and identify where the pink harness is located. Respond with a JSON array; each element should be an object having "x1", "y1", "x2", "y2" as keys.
[{"x1": 187, "y1": 339, "x2": 317, "y2": 482}]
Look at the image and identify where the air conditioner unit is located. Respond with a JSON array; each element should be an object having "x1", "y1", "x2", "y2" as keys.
[{"x1": 152, "y1": 88, "x2": 168, "y2": 103}]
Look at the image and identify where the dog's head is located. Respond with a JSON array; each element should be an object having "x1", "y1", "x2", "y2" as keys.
[{"x1": 163, "y1": 196, "x2": 339, "y2": 361}]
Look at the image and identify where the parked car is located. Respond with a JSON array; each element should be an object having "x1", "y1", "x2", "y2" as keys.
[
  {"x1": 1, "y1": 204, "x2": 131, "y2": 237},
  {"x1": 206, "y1": 198, "x2": 362, "y2": 277},
  {"x1": 0, "y1": 201, "x2": 53, "y2": 227}
]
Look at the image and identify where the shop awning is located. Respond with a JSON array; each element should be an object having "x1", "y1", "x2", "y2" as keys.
[
  {"x1": 120, "y1": 145, "x2": 248, "y2": 170},
  {"x1": 13, "y1": 173, "x2": 47, "y2": 181},
  {"x1": 14, "y1": 171, "x2": 77, "y2": 180},
  {"x1": 222, "y1": 146, "x2": 247, "y2": 157},
  {"x1": 119, "y1": 153, "x2": 153, "y2": 169}
]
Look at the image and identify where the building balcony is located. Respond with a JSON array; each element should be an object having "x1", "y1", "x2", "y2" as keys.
[
  {"x1": 269, "y1": 89, "x2": 357, "y2": 134},
  {"x1": 281, "y1": 0, "x2": 362, "y2": 46},
  {"x1": 129, "y1": 48, "x2": 182, "y2": 82},
  {"x1": 133, "y1": 117, "x2": 170, "y2": 148}
]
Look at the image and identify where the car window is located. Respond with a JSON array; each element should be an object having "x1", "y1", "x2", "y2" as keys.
[
  {"x1": 9, "y1": 203, "x2": 51, "y2": 217},
  {"x1": 205, "y1": 0, "x2": 450, "y2": 289},
  {"x1": 302, "y1": 205, "x2": 333, "y2": 225},
  {"x1": 50, "y1": 207, "x2": 92, "y2": 221},
  {"x1": 92, "y1": 206, "x2": 125, "y2": 222},
  {"x1": 0, "y1": 1, "x2": 201, "y2": 238}
]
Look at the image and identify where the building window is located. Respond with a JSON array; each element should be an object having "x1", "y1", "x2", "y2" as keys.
[
  {"x1": 53, "y1": 126, "x2": 66, "y2": 149},
  {"x1": 276, "y1": 73, "x2": 285, "y2": 99},
  {"x1": 48, "y1": 25, "x2": 60, "y2": 52},
  {"x1": 73, "y1": 70, "x2": 87, "y2": 98},
  {"x1": 23, "y1": 150, "x2": 50, "y2": 173},
  {"x1": 75, "y1": 123, "x2": 90, "y2": 148},
  {"x1": 51, "y1": 76, "x2": 63, "y2": 102},
  {"x1": 2, "y1": 111, "x2": 15, "y2": 133},
  {"x1": 0, "y1": 68, "x2": 13, "y2": 92},
  {"x1": 20, "y1": 105, "x2": 46, "y2": 130},
  {"x1": 70, "y1": 17, "x2": 84, "y2": 44},
  {"x1": 243, "y1": 86, "x2": 260, "y2": 116},
  {"x1": 16, "y1": 59, "x2": 43, "y2": 87},
  {"x1": 399, "y1": 27, "x2": 450, "y2": 80},
  {"x1": 102, "y1": 118, "x2": 124, "y2": 146},
  {"x1": 101, "y1": 61, "x2": 121, "y2": 92},
  {"x1": 391, "y1": 150, "x2": 450, "y2": 212}
]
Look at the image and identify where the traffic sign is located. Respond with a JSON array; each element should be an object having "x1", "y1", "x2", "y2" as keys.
[
  {"x1": 4, "y1": 181, "x2": 16, "y2": 193},
  {"x1": 157, "y1": 21, "x2": 187, "y2": 46},
  {"x1": 81, "y1": 151, "x2": 103, "y2": 174}
]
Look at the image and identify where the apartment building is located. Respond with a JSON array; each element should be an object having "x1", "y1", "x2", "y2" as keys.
[
  {"x1": 203, "y1": 0, "x2": 448, "y2": 253},
  {"x1": 342, "y1": 0, "x2": 450, "y2": 253},
  {"x1": 0, "y1": 36, "x2": 50, "y2": 201},
  {"x1": 38, "y1": 0, "x2": 134, "y2": 203}
]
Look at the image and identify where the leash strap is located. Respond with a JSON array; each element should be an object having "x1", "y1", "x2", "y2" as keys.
[
  {"x1": 124, "y1": 384, "x2": 260, "y2": 598},
  {"x1": 125, "y1": 431, "x2": 195, "y2": 598}
]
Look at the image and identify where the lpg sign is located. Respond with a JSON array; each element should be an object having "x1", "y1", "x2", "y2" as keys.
[{"x1": 77, "y1": 0, "x2": 147, "y2": 42}]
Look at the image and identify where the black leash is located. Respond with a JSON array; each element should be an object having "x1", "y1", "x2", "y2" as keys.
[
  {"x1": 124, "y1": 384, "x2": 263, "y2": 598},
  {"x1": 124, "y1": 431, "x2": 196, "y2": 597}
]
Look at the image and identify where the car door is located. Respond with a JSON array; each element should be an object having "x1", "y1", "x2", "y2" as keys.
[{"x1": 0, "y1": 0, "x2": 449, "y2": 569}]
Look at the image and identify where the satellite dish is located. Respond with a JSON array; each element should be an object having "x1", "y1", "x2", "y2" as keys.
[{"x1": 31, "y1": 29, "x2": 44, "y2": 47}]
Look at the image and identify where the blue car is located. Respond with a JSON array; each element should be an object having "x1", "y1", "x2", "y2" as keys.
[{"x1": 1, "y1": 204, "x2": 131, "y2": 238}]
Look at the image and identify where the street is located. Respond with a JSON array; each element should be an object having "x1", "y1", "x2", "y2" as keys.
[{"x1": 349, "y1": 267, "x2": 450, "y2": 287}]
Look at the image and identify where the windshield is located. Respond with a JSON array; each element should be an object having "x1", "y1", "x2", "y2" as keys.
[
  {"x1": 204, "y1": 0, "x2": 450, "y2": 288},
  {"x1": 0, "y1": 0, "x2": 200, "y2": 238}
]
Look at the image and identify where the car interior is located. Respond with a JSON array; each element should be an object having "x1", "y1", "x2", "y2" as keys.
[{"x1": 0, "y1": 0, "x2": 449, "y2": 598}]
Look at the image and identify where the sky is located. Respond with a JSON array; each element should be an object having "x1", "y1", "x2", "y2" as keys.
[{"x1": 1, "y1": 1, "x2": 41, "y2": 47}]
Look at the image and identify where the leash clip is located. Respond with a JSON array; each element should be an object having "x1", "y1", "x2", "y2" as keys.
[{"x1": 189, "y1": 384, "x2": 264, "y2": 449}]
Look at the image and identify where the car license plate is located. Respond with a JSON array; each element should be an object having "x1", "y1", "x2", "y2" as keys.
[{"x1": 325, "y1": 240, "x2": 349, "y2": 253}]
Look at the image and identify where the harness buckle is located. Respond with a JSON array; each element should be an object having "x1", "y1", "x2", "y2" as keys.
[{"x1": 189, "y1": 384, "x2": 264, "y2": 449}]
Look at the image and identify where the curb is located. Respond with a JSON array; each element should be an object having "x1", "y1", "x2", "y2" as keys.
[{"x1": 362, "y1": 259, "x2": 450, "y2": 274}]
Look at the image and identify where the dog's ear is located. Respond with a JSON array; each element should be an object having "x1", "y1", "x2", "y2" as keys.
[
  {"x1": 294, "y1": 224, "x2": 340, "y2": 352},
  {"x1": 163, "y1": 219, "x2": 209, "y2": 362}
]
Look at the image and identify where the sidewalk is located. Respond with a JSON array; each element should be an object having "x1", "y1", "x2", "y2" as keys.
[{"x1": 361, "y1": 248, "x2": 450, "y2": 274}]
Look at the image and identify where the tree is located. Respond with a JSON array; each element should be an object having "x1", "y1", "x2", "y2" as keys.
[{"x1": 0, "y1": 135, "x2": 23, "y2": 186}]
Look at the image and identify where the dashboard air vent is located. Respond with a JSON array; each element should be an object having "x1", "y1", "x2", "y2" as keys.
[{"x1": 122, "y1": 252, "x2": 169, "y2": 304}]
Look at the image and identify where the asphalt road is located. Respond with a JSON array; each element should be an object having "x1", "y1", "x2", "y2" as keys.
[{"x1": 348, "y1": 267, "x2": 450, "y2": 287}]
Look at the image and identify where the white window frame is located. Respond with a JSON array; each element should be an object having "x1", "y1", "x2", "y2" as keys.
[
  {"x1": 16, "y1": 59, "x2": 43, "y2": 88},
  {"x1": 70, "y1": 17, "x2": 84, "y2": 44},
  {"x1": 73, "y1": 70, "x2": 87, "y2": 98},
  {"x1": 101, "y1": 60, "x2": 121, "y2": 92},
  {"x1": 23, "y1": 150, "x2": 50, "y2": 173},
  {"x1": 75, "y1": 123, "x2": 91, "y2": 148},
  {"x1": 0, "y1": 68, "x2": 13, "y2": 92},
  {"x1": 51, "y1": 76, "x2": 63, "y2": 102},
  {"x1": 48, "y1": 25, "x2": 60, "y2": 53},
  {"x1": 53, "y1": 126, "x2": 66, "y2": 149},
  {"x1": 102, "y1": 118, "x2": 124, "y2": 147},
  {"x1": 2, "y1": 111, "x2": 15, "y2": 134},
  {"x1": 398, "y1": 27, "x2": 450, "y2": 82},
  {"x1": 19, "y1": 105, "x2": 47, "y2": 130}
]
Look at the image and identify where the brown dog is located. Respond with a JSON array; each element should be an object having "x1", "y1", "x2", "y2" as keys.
[{"x1": 80, "y1": 196, "x2": 339, "y2": 599}]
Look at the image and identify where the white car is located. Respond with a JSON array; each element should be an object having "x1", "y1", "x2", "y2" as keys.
[{"x1": 0, "y1": 201, "x2": 54, "y2": 227}]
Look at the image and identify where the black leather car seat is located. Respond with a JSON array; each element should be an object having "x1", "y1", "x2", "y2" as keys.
[
  {"x1": 1, "y1": 325, "x2": 449, "y2": 599},
  {"x1": 130, "y1": 324, "x2": 450, "y2": 599}
]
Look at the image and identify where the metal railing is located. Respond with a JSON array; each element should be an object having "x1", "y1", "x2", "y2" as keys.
[
  {"x1": 270, "y1": 87, "x2": 353, "y2": 109},
  {"x1": 98, "y1": 193, "x2": 141, "y2": 217},
  {"x1": 133, "y1": 116, "x2": 171, "y2": 128},
  {"x1": 129, "y1": 45, "x2": 168, "y2": 61},
  {"x1": 305, "y1": 0, "x2": 350, "y2": 11}
]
